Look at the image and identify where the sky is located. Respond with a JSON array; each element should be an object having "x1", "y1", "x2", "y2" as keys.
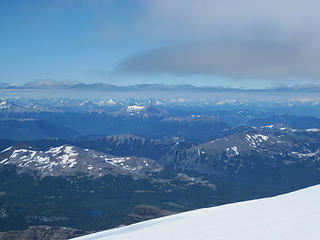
[{"x1": 0, "y1": 0, "x2": 319, "y2": 88}]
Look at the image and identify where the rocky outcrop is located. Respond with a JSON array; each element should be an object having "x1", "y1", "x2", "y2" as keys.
[{"x1": 124, "y1": 205, "x2": 177, "y2": 226}]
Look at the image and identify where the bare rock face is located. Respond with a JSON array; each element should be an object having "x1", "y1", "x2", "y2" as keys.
[
  {"x1": 124, "y1": 205, "x2": 176, "y2": 226},
  {"x1": 0, "y1": 226, "x2": 91, "y2": 240}
]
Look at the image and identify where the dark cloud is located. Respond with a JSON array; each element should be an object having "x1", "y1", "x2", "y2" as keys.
[
  {"x1": 114, "y1": 0, "x2": 320, "y2": 79},
  {"x1": 114, "y1": 39, "x2": 320, "y2": 78}
]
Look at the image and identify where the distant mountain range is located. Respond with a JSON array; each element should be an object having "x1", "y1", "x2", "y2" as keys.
[{"x1": 1, "y1": 80, "x2": 320, "y2": 92}]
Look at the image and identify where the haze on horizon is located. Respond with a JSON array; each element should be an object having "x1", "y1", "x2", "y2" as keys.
[{"x1": 1, "y1": 0, "x2": 319, "y2": 89}]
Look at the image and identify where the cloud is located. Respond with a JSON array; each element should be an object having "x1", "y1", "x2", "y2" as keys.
[
  {"x1": 114, "y1": 39, "x2": 320, "y2": 79},
  {"x1": 114, "y1": 0, "x2": 320, "y2": 79}
]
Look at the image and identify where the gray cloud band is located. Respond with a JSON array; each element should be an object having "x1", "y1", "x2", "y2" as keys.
[
  {"x1": 114, "y1": 40, "x2": 320, "y2": 79},
  {"x1": 114, "y1": 0, "x2": 320, "y2": 79}
]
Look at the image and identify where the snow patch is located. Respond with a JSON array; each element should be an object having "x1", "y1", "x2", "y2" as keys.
[
  {"x1": 306, "y1": 128, "x2": 320, "y2": 132},
  {"x1": 0, "y1": 158, "x2": 8, "y2": 164},
  {"x1": 127, "y1": 105, "x2": 145, "y2": 112},
  {"x1": 245, "y1": 134, "x2": 269, "y2": 147},
  {"x1": 57, "y1": 146, "x2": 78, "y2": 168},
  {"x1": 231, "y1": 146, "x2": 239, "y2": 155},
  {"x1": 47, "y1": 146, "x2": 64, "y2": 155},
  {"x1": 225, "y1": 146, "x2": 239, "y2": 157},
  {"x1": 10, "y1": 149, "x2": 37, "y2": 159},
  {"x1": 1, "y1": 146, "x2": 12, "y2": 153},
  {"x1": 291, "y1": 150, "x2": 320, "y2": 158}
]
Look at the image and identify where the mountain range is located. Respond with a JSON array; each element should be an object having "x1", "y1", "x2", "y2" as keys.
[
  {"x1": 2, "y1": 80, "x2": 320, "y2": 92},
  {"x1": 1, "y1": 96, "x2": 320, "y2": 239}
]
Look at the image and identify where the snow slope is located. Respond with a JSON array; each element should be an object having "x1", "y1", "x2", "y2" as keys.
[{"x1": 72, "y1": 185, "x2": 320, "y2": 240}]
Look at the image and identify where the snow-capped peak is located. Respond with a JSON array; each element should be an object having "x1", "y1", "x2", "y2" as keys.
[{"x1": 0, "y1": 145, "x2": 162, "y2": 178}]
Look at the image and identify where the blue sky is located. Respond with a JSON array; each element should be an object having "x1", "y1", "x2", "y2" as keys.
[{"x1": 0, "y1": 0, "x2": 319, "y2": 88}]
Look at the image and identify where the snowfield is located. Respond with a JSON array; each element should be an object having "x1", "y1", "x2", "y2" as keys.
[{"x1": 72, "y1": 184, "x2": 320, "y2": 240}]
